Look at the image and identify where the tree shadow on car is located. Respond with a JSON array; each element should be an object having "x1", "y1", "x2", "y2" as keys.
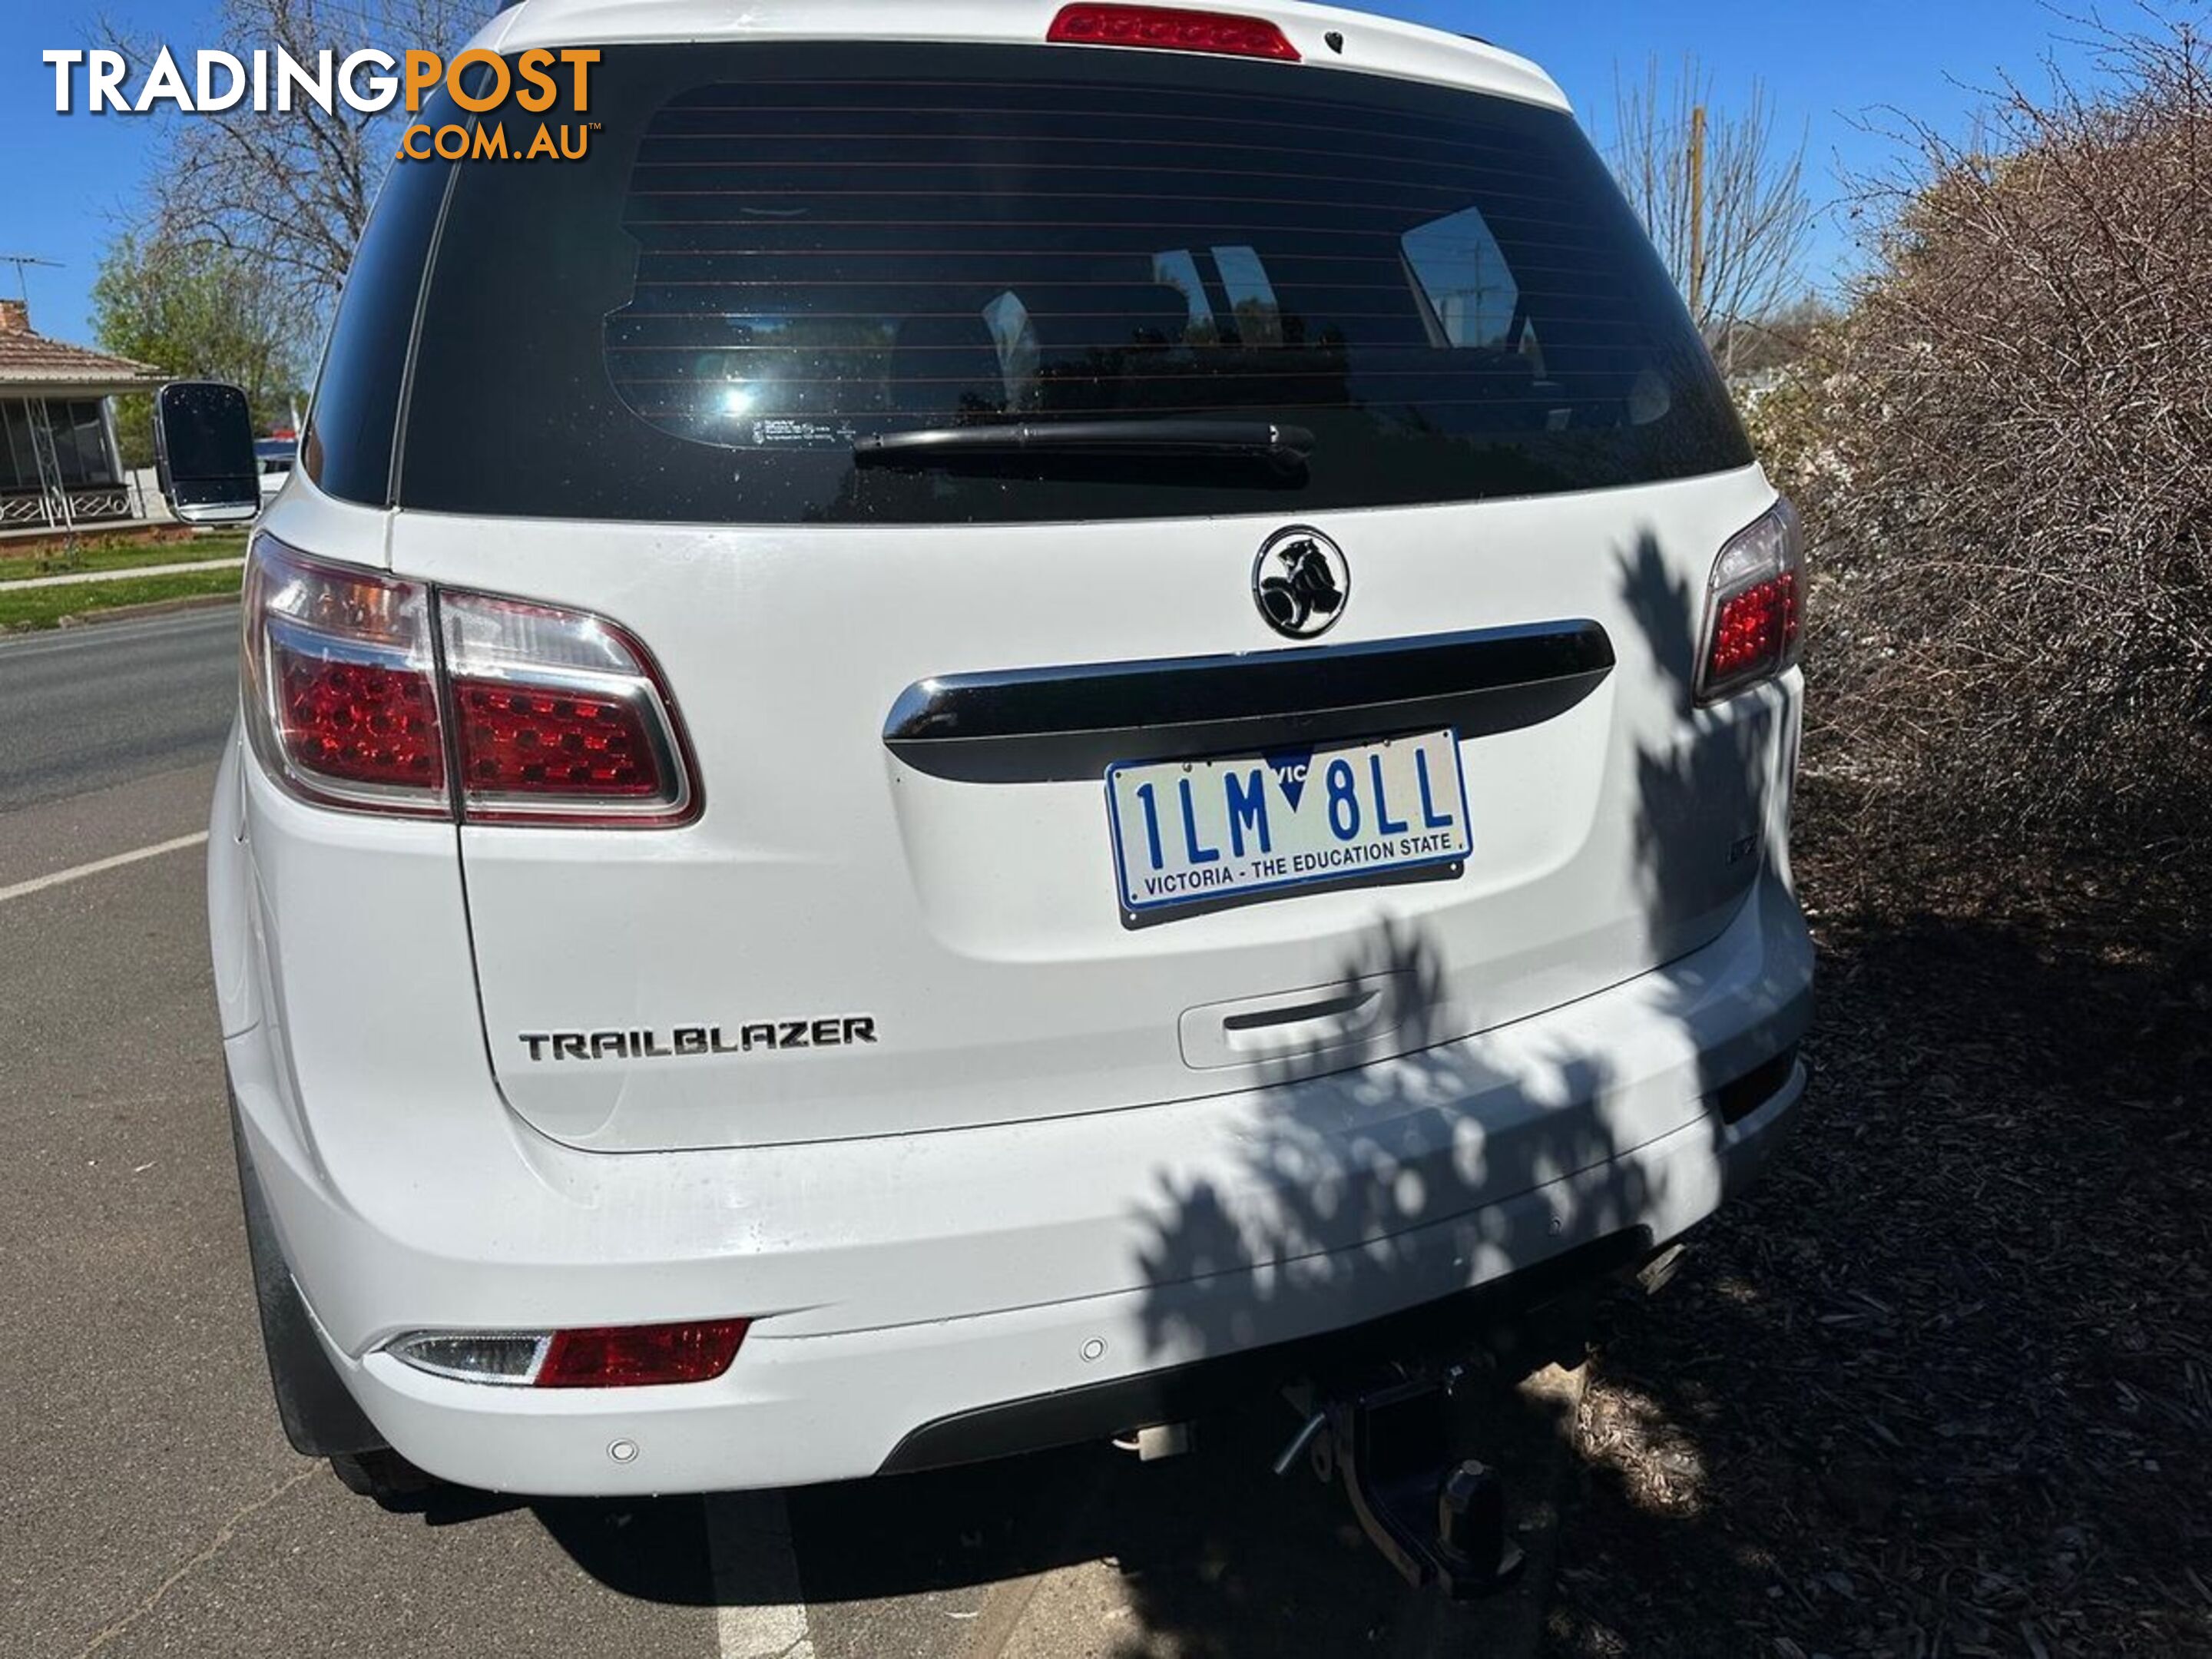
[
  {"x1": 1086, "y1": 526, "x2": 1797, "y2": 1655},
  {"x1": 391, "y1": 525, "x2": 1889, "y2": 1654},
  {"x1": 364, "y1": 873, "x2": 2212, "y2": 1657}
]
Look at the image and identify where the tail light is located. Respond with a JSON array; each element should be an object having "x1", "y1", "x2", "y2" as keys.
[
  {"x1": 1696, "y1": 499, "x2": 1805, "y2": 704},
  {"x1": 442, "y1": 591, "x2": 695, "y2": 825},
  {"x1": 242, "y1": 540, "x2": 449, "y2": 816},
  {"x1": 1048, "y1": 4, "x2": 1302, "y2": 61},
  {"x1": 241, "y1": 535, "x2": 699, "y2": 826}
]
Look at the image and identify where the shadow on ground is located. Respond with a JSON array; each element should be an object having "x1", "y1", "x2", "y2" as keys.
[
  {"x1": 363, "y1": 1380, "x2": 1568, "y2": 1657},
  {"x1": 1535, "y1": 853, "x2": 2212, "y2": 1655}
]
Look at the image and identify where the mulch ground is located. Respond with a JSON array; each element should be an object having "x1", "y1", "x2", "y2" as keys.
[{"x1": 1541, "y1": 804, "x2": 2212, "y2": 1657}]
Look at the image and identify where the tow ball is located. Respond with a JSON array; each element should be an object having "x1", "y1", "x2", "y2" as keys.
[{"x1": 1278, "y1": 1372, "x2": 1525, "y2": 1599}]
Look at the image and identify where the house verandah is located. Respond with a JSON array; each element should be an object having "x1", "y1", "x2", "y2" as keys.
[{"x1": 0, "y1": 297, "x2": 167, "y2": 531}]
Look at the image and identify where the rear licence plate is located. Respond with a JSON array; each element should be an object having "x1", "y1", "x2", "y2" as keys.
[{"x1": 1107, "y1": 730, "x2": 1472, "y2": 916}]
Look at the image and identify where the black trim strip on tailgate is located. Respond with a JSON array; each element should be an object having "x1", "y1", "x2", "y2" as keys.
[{"x1": 882, "y1": 620, "x2": 1615, "y2": 783}]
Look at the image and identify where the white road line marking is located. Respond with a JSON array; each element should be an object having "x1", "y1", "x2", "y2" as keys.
[
  {"x1": 704, "y1": 1492, "x2": 816, "y2": 1659},
  {"x1": 0, "y1": 832, "x2": 209, "y2": 905}
]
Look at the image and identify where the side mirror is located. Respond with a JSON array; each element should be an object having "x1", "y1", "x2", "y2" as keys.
[{"x1": 154, "y1": 381, "x2": 260, "y2": 525}]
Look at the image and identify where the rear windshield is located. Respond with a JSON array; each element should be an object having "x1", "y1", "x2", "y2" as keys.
[{"x1": 382, "y1": 42, "x2": 1748, "y2": 525}]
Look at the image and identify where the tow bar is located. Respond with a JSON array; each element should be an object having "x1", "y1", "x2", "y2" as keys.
[{"x1": 1280, "y1": 1368, "x2": 1525, "y2": 1599}]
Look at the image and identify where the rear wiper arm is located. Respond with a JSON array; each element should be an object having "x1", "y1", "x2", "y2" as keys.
[{"x1": 852, "y1": 419, "x2": 1313, "y2": 467}]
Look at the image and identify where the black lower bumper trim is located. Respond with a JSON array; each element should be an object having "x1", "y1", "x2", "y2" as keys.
[
  {"x1": 1712, "y1": 1045, "x2": 1803, "y2": 1124},
  {"x1": 876, "y1": 1230, "x2": 1651, "y2": 1477}
]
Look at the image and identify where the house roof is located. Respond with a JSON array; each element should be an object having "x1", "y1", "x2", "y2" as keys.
[{"x1": 0, "y1": 316, "x2": 167, "y2": 397}]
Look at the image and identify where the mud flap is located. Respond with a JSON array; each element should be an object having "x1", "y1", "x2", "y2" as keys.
[{"x1": 230, "y1": 1088, "x2": 386, "y2": 1459}]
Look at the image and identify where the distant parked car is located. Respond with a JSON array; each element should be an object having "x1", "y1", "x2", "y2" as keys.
[{"x1": 253, "y1": 437, "x2": 294, "y2": 502}]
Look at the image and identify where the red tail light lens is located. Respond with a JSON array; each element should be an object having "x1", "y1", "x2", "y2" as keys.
[
  {"x1": 1696, "y1": 500, "x2": 1806, "y2": 704},
  {"x1": 535, "y1": 1320, "x2": 750, "y2": 1389},
  {"x1": 243, "y1": 538, "x2": 449, "y2": 816},
  {"x1": 241, "y1": 535, "x2": 699, "y2": 826},
  {"x1": 1708, "y1": 575, "x2": 1798, "y2": 684},
  {"x1": 441, "y1": 591, "x2": 697, "y2": 826},
  {"x1": 451, "y1": 681, "x2": 663, "y2": 800},
  {"x1": 1048, "y1": 4, "x2": 1301, "y2": 61},
  {"x1": 275, "y1": 651, "x2": 445, "y2": 791}
]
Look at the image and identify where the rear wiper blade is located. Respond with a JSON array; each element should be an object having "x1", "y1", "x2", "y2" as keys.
[{"x1": 852, "y1": 419, "x2": 1313, "y2": 467}]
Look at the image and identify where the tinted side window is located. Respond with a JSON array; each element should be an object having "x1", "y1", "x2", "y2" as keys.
[
  {"x1": 300, "y1": 101, "x2": 460, "y2": 505},
  {"x1": 402, "y1": 45, "x2": 1748, "y2": 525}
]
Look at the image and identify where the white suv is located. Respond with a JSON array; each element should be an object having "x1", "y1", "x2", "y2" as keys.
[{"x1": 199, "y1": 0, "x2": 1811, "y2": 1522}]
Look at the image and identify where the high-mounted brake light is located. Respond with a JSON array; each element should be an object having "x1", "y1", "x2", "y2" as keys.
[
  {"x1": 386, "y1": 1320, "x2": 751, "y2": 1389},
  {"x1": 1696, "y1": 500, "x2": 1805, "y2": 704},
  {"x1": 1048, "y1": 3, "x2": 1301, "y2": 61},
  {"x1": 241, "y1": 535, "x2": 699, "y2": 826}
]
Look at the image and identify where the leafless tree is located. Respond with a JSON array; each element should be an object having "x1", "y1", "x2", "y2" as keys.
[
  {"x1": 108, "y1": 0, "x2": 477, "y2": 321},
  {"x1": 1607, "y1": 56, "x2": 1817, "y2": 366}
]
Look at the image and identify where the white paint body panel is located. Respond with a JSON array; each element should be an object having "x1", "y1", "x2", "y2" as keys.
[
  {"x1": 217, "y1": 794, "x2": 1809, "y2": 1490},
  {"x1": 386, "y1": 465, "x2": 1783, "y2": 1154}
]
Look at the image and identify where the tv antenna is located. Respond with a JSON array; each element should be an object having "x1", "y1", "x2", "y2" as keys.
[{"x1": 0, "y1": 254, "x2": 61, "y2": 306}]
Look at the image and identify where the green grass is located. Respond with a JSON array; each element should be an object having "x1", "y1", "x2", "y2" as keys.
[
  {"x1": 0, "y1": 566, "x2": 243, "y2": 632},
  {"x1": 0, "y1": 531, "x2": 250, "y2": 584}
]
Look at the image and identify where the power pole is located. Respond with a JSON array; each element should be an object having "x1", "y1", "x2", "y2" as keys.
[{"x1": 1686, "y1": 105, "x2": 1707, "y2": 333}]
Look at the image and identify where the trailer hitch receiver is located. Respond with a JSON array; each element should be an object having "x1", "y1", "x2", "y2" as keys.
[{"x1": 1326, "y1": 1376, "x2": 1525, "y2": 1598}]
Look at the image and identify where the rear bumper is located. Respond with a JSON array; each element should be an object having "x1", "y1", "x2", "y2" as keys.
[{"x1": 229, "y1": 870, "x2": 1811, "y2": 1496}]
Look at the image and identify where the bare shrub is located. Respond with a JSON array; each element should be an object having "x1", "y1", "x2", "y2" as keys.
[{"x1": 1766, "y1": 15, "x2": 2212, "y2": 868}]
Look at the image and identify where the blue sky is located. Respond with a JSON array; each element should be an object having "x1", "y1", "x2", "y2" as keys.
[{"x1": 3, "y1": 0, "x2": 2101, "y2": 347}]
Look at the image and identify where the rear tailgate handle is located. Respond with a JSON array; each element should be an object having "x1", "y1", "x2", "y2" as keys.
[{"x1": 1180, "y1": 972, "x2": 1412, "y2": 1071}]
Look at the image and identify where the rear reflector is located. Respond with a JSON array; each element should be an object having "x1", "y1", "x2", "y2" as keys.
[
  {"x1": 1048, "y1": 3, "x2": 1301, "y2": 61},
  {"x1": 535, "y1": 1321, "x2": 751, "y2": 1389},
  {"x1": 1712, "y1": 1046, "x2": 1801, "y2": 1124},
  {"x1": 387, "y1": 1320, "x2": 751, "y2": 1388}
]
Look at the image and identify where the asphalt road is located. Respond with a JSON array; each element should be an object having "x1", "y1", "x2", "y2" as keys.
[
  {"x1": 0, "y1": 604, "x2": 1559, "y2": 1659},
  {"x1": 0, "y1": 606, "x2": 239, "y2": 817}
]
